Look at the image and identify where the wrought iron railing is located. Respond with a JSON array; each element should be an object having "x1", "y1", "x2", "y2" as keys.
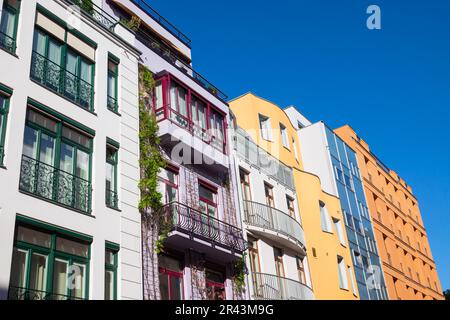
[
  {"x1": 0, "y1": 31, "x2": 16, "y2": 54},
  {"x1": 234, "y1": 128, "x2": 295, "y2": 190},
  {"x1": 251, "y1": 272, "x2": 313, "y2": 300},
  {"x1": 243, "y1": 201, "x2": 305, "y2": 248},
  {"x1": 107, "y1": 95, "x2": 118, "y2": 112},
  {"x1": 131, "y1": 0, "x2": 191, "y2": 47},
  {"x1": 30, "y1": 51, "x2": 95, "y2": 111},
  {"x1": 67, "y1": 0, "x2": 117, "y2": 31},
  {"x1": 159, "y1": 202, "x2": 246, "y2": 253},
  {"x1": 155, "y1": 104, "x2": 226, "y2": 154},
  {"x1": 106, "y1": 188, "x2": 119, "y2": 209},
  {"x1": 19, "y1": 155, "x2": 92, "y2": 214},
  {"x1": 136, "y1": 28, "x2": 228, "y2": 101},
  {"x1": 8, "y1": 286, "x2": 86, "y2": 300}
]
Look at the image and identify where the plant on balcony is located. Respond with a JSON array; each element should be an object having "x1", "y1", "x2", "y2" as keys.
[
  {"x1": 121, "y1": 16, "x2": 141, "y2": 32},
  {"x1": 232, "y1": 253, "x2": 247, "y2": 295},
  {"x1": 73, "y1": 0, "x2": 94, "y2": 14}
]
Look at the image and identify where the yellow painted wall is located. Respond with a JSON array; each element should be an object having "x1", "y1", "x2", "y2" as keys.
[{"x1": 230, "y1": 93, "x2": 359, "y2": 300}]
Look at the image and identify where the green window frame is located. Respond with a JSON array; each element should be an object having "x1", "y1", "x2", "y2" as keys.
[
  {"x1": 105, "y1": 242, "x2": 119, "y2": 300},
  {"x1": 19, "y1": 105, "x2": 93, "y2": 214},
  {"x1": 0, "y1": 0, "x2": 21, "y2": 54},
  {"x1": 30, "y1": 23, "x2": 95, "y2": 112},
  {"x1": 8, "y1": 221, "x2": 91, "y2": 300},
  {"x1": 105, "y1": 140, "x2": 118, "y2": 209},
  {"x1": 107, "y1": 54, "x2": 119, "y2": 113},
  {"x1": 0, "y1": 85, "x2": 12, "y2": 165}
]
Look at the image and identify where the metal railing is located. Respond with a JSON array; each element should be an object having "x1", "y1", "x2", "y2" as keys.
[
  {"x1": 67, "y1": 0, "x2": 117, "y2": 31},
  {"x1": 251, "y1": 272, "x2": 312, "y2": 300},
  {"x1": 0, "y1": 31, "x2": 16, "y2": 54},
  {"x1": 243, "y1": 201, "x2": 305, "y2": 248},
  {"x1": 8, "y1": 286, "x2": 86, "y2": 300},
  {"x1": 106, "y1": 188, "x2": 119, "y2": 209},
  {"x1": 19, "y1": 155, "x2": 92, "y2": 214},
  {"x1": 107, "y1": 95, "x2": 118, "y2": 112},
  {"x1": 136, "y1": 28, "x2": 228, "y2": 101},
  {"x1": 30, "y1": 51, "x2": 95, "y2": 111},
  {"x1": 131, "y1": 0, "x2": 191, "y2": 46},
  {"x1": 234, "y1": 128, "x2": 295, "y2": 190},
  {"x1": 0, "y1": 146, "x2": 4, "y2": 165},
  {"x1": 159, "y1": 202, "x2": 246, "y2": 253}
]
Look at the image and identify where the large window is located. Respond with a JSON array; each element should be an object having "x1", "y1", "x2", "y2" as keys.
[
  {"x1": 0, "y1": 0, "x2": 20, "y2": 54},
  {"x1": 159, "y1": 166, "x2": 179, "y2": 205},
  {"x1": 107, "y1": 56, "x2": 119, "y2": 112},
  {"x1": 159, "y1": 255, "x2": 183, "y2": 300},
  {"x1": 106, "y1": 143, "x2": 118, "y2": 209},
  {"x1": 206, "y1": 269, "x2": 226, "y2": 300},
  {"x1": 0, "y1": 91, "x2": 11, "y2": 165},
  {"x1": 20, "y1": 107, "x2": 93, "y2": 213},
  {"x1": 9, "y1": 223, "x2": 90, "y2": 300},
  {"x1": 105, "y1": 244, "x2": 118, "y2": 300},
  {"x1": 30, "y1": 12, "x2": 95, "y2": 111}
]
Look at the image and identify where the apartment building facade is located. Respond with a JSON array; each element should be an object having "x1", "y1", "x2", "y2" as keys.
[
  {"x1": 286, "y1": 109, "x2": 387, "y2": 300},
  {"x1": 0, "y1": 0, "x2": 143, "y2": 300},
  {"x1": 230, "y1": 93, "x2": 358, "y2": 300},
  {"x1": 335, "y1": 125, "x2": 444, "y2": 300},
  {"x1": 102, "y1": 0, "x2": 246, "y2": 300}
]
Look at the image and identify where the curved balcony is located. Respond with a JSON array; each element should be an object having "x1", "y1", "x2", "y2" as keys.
[
  {"x1": 251, "y1": 272, "x2": 314, "y2": 300},
  {"x1": 243, "y1": 201, "x2": 305, "y2": 252}
]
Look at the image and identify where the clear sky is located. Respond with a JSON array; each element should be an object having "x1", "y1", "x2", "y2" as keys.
[{"x1": 146, "y1": 0, "x2": 450, "y2": 290}]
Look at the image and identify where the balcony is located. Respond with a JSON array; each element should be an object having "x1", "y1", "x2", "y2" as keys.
[
  {"x1": 243, "y1": 201, "x2": 305, "y2": 252},
  {"x1": 158, "y1": 202, "x2": 246, "y2": 262},
  {"x1": 106, "y1": 188, "x2": 119, "y2": 209},
  {"x1": 8, "y1": 286, "x2": 86, "y2": 300},
  {"x1": 66, "y1": 0, "x2": 118, "y2": 31},
  {"x1": 251, "y1": 272, "x2": 314, "y2": 300},
  {"x1": 30, "y1": 51, "x2": 94, "y2": 112},
  {"x1": 234, "y1": 128, "x2": 295, "y2": 190},
  {"x1": 0, "y1": 31, "x2": 16, "y2": 54},
  {"x1": 19, "y1": 155, "x2": 92, "y2": 214}
]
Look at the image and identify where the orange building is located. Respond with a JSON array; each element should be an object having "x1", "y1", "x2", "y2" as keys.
[{"x1": 334, "y1": 125, "x2": 444, "y2": 300}]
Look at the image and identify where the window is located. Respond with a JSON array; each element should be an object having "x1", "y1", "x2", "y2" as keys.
[
  {"x1": 20, "y1": 107, "x2": 93, "y2": 213},
  {"x1": 273, "y1": 247, "x2": 285, "y2": 278},
  {"x1": 106, "y1": 143, "x2": 118, "y2": 209},
  {"x1": 348, "y1": 266, "x2": 357, "y2": 296},
  {"x1": 0, "y1": 0, "x2": 21, "y2": 54},
  {"x1": 280, "y1": 123, "x2": 289, "y2": 149},
  {"x1": 259, "y1": 114, "x2": 272, "y2": 141},
  {"x1": 191, "y1": 94, "x2": 208, "y2": 140},
  {"x1": 159, "y1": 255, "x2": 183, "y2": 300},
  {"x1": 0, "y1": 90, "x2": 11, "y2": 165},
  {"x1": 169, "y1": 80, "x2": 188, "y2": 127},
  {"x1": 206, "y1": 269, "x2": 226, "y2": 300},
  {"x1": 286, "y1": 196, "x2": 296, "y2": 218},
  {"x1": 264, "y1": 183, "x2": 274, "y2": 207},
  {"x1": 9, "y1": 223, "x2": 90, "y2": 300},
  {"x1": 239, "y1": 169, "x2": 251, "y2": 202},
  {"x1": 107, "y1": 56, "x2": 119, "y2": 112},
  {"x1": 105, "y1": 244, "x2": 118, "y2": 300},
  {"x1": 209, "y1": 108, "x2": 225, "y2": 151},
  {"x1": 31, "y1": 14, "x2": 95, "y2": 111},
  {"x1": 199, "y1": 182, "x2": 217, "y2": 217},
  {"x1": 335, "y1": 166, "x2": 344, "y2": 183},
  {"x1": 337, "y1": 256, "x2": 348, "y2": 290},
  {"x1": 344, "y1": 211, "x2": 354, "y2": 229},
  {"x1": 297, "y1": 120, "x2": 304, "y2": 130},
  {"x1": 344, "y1": 174, "x2": 354, "y2": 191},
  {"x1": 319, "y1": 201, "x2": 333, "y2": 233},
  {"x1": 292, "y1": 138, "x2": 299, "y2": 161},
  {"x1": 160, "y1": 166, "x2": 179, "y2": 205},
  {"x1": 296, "y1": 256, "x2": 306, "y2": 285},
  {"x1": 333, "y1": 218, "x2": 346, "y2": 246},
  {"x1": 353, "y1": 251, "x2": 363, "y2": 267}
]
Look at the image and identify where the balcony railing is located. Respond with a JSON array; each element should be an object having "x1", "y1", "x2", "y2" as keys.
[
  {"x1": 251, "y1": 272, "x2": 312, "y2": 300},
  {"x1": 131, "y1": 0, "x2": 192, "y2": 47},
  {"x1": 30, "y1": 51, "x2": 94, "y2": 111},
  {"x1": 155, "y1": 104, "x2": 226, "y2": 154},
  {"x1": 234, "y1": 128, "x2": 295, "y2": 190},
  {"x1": 19, "y1": 155, "x2": 92, "y2": 214},
  {"x1": 67, "y1": 0, "x2": 117, "y2": 31},
  {"x1": 0, "y1": 31, "x2": 16, "y2": 54},
  {"x1": 243, "y1": 201, "x2": 305, "y2": 248},
  {"x1": 159, "y1": 202, "x2": 246, "y2": 253},
  {"x1": 106, "y1": 188, "x2": 119, "y2": 209},
  {"x1": 136, "y1": 29, "x2": 227, "y2": 101},
  {"x1": 107, "y1": 95, "x2": 118, "y2": 112},
  {"x1": 8, "y1": 286, "x2": 86, "y2": 300}
]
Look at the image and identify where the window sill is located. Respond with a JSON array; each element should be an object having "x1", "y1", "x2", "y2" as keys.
[
  {"x1": 106, "y1": 205, "x2": 122, "y2": 212},
  {"x1": 107, "y1": 108, "x2": 122, "y2": 117},
  {"x1": 0, "y1": 164, "x2": 6, "y2": 170},
  {"x1": 0, "y1": 46, "x2": 18, "y2": 58}
]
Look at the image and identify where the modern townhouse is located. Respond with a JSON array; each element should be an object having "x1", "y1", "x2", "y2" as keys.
[
  {"x1": 335, "y1": 125, "x2": 444, "y2": 300},
  {"x1": 230, "y1": 93, "x2": 358, "y2": 300},
  {"x1": 286, "y1": 108, "x2": 388, "y2": 300},
  {"x1": 102, "y1": 0, "x2": 246, "y2": 300},
  {"x1": 0, "y1": 0, "x2": 143, "y2": 300}
]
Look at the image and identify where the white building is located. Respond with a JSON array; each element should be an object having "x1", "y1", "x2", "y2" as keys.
[{"x1": 0, "y1": 0, "x2": 143, "y2": 300}]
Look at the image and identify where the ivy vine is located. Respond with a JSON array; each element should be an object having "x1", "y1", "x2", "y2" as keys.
[{"x1": 233, "y1": 253, "x2": 247, "y2": 294}]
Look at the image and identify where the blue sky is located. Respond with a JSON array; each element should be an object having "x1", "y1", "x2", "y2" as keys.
[{"x1": 147, "y1": 0, "x2": 450, "y2": 290}]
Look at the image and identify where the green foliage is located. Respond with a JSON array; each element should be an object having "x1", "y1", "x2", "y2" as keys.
[
  {"x1": 121, "y1": 16, "x2": 141, "y2": 32},
  {"x1": 444, "y1": 289, "x2": 450, "y2": 300},
  {"x1": 74, "y1": 0, "x2": 94, "y2": 14},
  {"x1": 233, "y1": 253, "x2": 247, "y2": 294}
]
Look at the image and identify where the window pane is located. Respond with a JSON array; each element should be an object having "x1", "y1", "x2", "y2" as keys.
[
  {"x1": 105, "y1": 249, "x2": 115, "y2": 265},
  {"x1": 29, "y1": 253, "x2": 48, "y2": 293},
  {"x1": 56, "y1": 237, "x2": 89, "y2": 258},
  {"x1": 71, "y1": 263, "x2": 86, "y2": 299},
  {"x1": 22, "y1": 126, "x2": 38, "y2": 159},
  {"x1": 27, "y1": 109, "x2": 58, "y2": 132},
  {"x1": 80, "y1": 60, "x2": 92, "y2": 84},
  {"x1": 39, "y1": 133, "x2": 55, "y2": 165},
  {"x1": 59, "y1": 143, "x2": 74, "y2": 173},
  {"x1": 10, "y1": 248, "x2": 28, "y2": 288},
  {"x1": 16, "y1": 226, "x2": 51, "y2": 248},
  {"x1": 76, "y1": 149, "x2": 89, "y2": 180},
  {"x1": 155, "y1": 81, "x2": 163, "y2": 109},
  {"x1": 53, "y1": 259, "x2": 68, "y2": 299},
  {"x1": 0, "y1": 7, "x2": 17, "y2": 37},
  {"x1": 199, "y1": 185, "x2": 214, "y2": 202},
  {"x1": 159, "y1": 255, "x2": 182, "y2": 272},
  {"x1": 170, "y1": 276, "x2": 182, "y2": 300},
  {"x1": 32, "y1": 30, "x2": 46, "y2": 55},
  {"x1": 158, "y1": 273, "x2": 169, "y2": 300},
  {"x1": 48, "y1": 38, "x2": 62, "y2": 64},
  {"x1": 105, "y1": 270, "x2": 114, "y2": 300},
  {"x1": 106, "y1": 162, "x2": 115, "y2": 191}
]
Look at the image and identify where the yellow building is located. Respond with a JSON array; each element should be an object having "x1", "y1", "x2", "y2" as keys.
[{"x1": 230, "y1": 93, "x2": 359, "y2": 300}]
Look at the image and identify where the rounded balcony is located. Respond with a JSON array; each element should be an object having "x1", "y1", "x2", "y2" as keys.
[{"x1": 250, "y1": 272, "x2": 314, "y2": 300}]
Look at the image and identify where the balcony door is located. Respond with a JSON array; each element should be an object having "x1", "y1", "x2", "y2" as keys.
[
  {"x1": 248, "y1": 236, "x2": 262, "y2": 298},
  {"x1": 264, "y1": 182, "x2": 275, "y2": 228},
  {"x1": 239, "y1": 169, "x2": 252, "y2": 218},
  {"x1": 198, "y1": 182, "x2": 218, "y2": 239},
  {"x1": 169, "y1": 81, "x2": 188, "y2": 128}
]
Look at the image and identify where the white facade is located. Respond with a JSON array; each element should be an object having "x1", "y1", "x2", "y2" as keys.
[{"x1": 0, "y1": 0, "x2": 142, "y2": 300}]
